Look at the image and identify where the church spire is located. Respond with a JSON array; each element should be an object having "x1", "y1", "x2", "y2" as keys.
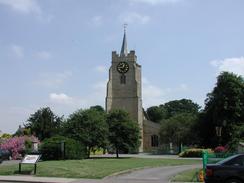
[{"x1": 120, "y1": 24, "x2": 128, "y2": 57}]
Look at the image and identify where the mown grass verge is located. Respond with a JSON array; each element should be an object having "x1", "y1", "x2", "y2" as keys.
[{"x1": 171, "y1": 168, "x2": 201, "y2": 182}]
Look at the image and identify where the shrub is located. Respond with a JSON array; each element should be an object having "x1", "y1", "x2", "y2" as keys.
[
  {"x1": 179, "y1": 148, "x2": 213, "y2": 158},
  {"x1": 214, "y1": 146, "x2": 227, "y2": 153},
  {"x1": 0, "y1": 135, "x2": 39, "y2": 160},
  {"x1": 40, "y1": 136, "x2": 86, "y2": 160}
]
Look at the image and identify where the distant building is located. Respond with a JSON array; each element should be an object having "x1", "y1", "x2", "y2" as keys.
[{"x1": 106, "y1": 29, "x2": 160, "y2": 152}]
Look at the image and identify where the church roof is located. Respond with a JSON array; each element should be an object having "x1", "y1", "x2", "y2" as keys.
[{"x1": 120, "y1": 29, "x2": 128, "y2": 57}]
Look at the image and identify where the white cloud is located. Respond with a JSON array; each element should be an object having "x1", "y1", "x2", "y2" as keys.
[
  {"x1": 36, "y1": 71, "x2": 72, "y2": 88},
  {"x1": 0, "y1": 0, "x2": 53, "y2": 22},
  {"x1": 129, "y1": 0, "x2": 183, "y2": 5},
  {"x1": 90, "y1": 80, "x2": 107, "y2": 106},
  {"x1": 210, "y1": 57, "x2": 244, "y2": 76},
  {"x1": 35, "y1": 51, "x2": 52, "y2": 60},
  {"x1": 120, "y1": 12, "x2": 150, "y2": 24},
  {"x1": 91, "y1": 16, "x2": 103, "y2": 26},
  {"x1": 142, "y1": 78, "x2": 191, "y2": 107},
  {"x1": 11, "y1": 44, "x2": 24, "y2": 58},
  {"x1": 142, "y1": 78, "x2": 165, "y2": 107},
  {"x1": 0, "y1": 0, "x2": 41, "y2": 14},
  {"x1": 94, "y1": 65, "x2": 107, "y2": 73},
  {"x1": 49, "y1": 80, "x2": 107, "y2": 110},
  {"x1": 49, "y1": 93, "x2": 73, "y2": 105}
]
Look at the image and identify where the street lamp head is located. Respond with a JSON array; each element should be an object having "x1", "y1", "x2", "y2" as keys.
[{"x1": 215, "y1": 126, "x2": 222, "y2": 137}]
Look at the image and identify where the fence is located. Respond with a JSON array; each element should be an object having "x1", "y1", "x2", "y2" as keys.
[
  {"x1": 202, "y1": 151, "x2": 234, "y2": 174},
  {"x1": 151, "y1": 143, "x2": 180, "y2": 155}
]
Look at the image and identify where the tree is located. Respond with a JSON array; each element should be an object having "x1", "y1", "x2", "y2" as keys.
[
  {"x1": 89, "y1": 105, "x2": 105, "y2": 112},
  {"x1": 161, "y1": 99, "x2": 200, "y2": 119},
  {"x1": 14, "y1": 126, "x2": 31, "y2": 137},
  {"x1": 146, "y1": 99, "x2": 200, "y2": 123},
  {"x1": 159, "y1": 113, "x2": 198, "y2": 152},
  {"x1": 25, "y1": 107, "x2": 63, "y2": 141},
  {"x1": 63, "y1": 108, "x2": 108, "y2": 158},
  {"x1": 202, "y1": 72, "x2": 244, "y2": 147},
  {"x1": 0, "y1": 133, "x2": 12, "y2": 139},
  {"x1": 146, "y1": 106, "x2": 166, "y2": 123},
  {"x1": 107, "y1": 110, "x2": 140, "y2": 158}
]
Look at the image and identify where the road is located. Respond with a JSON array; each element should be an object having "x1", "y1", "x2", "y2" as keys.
[{"x1": 101, "y1": 164, "x2": 201, "y2": 183}]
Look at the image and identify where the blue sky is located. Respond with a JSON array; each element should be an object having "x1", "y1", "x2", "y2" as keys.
[{"x1": 0, "y1": 0, "x2": 244, "y2": 134}]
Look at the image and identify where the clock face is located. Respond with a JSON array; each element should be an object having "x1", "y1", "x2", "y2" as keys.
[{"x1": 117, "y1": 62, "x2": 129, "y2": 73}]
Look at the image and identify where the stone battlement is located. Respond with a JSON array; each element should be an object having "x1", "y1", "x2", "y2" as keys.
[{"x1": 112, "y1": 50, "x2": 137, "y2": 62}]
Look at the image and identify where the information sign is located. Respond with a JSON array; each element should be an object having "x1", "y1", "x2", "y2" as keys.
[
  {"x1": 19, "y1": 154, "x2": 41, "y2": 174},
  {"x1": 21, "y1": 155, "x2": 41, "y2": 164}
]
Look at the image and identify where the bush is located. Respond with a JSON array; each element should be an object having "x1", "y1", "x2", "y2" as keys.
[
  {"x1": 179, "y1": 148, "x2": 213, "y2": 158},
  {"x1": 40, "y1": 136, "x2": 86, "y2": 160},
  {"x1": 214, "y1": 146, "x2": 227, "y2": 153},
  {"x1": 0, "y1": 136, "x2": 39, "y2": 160}
]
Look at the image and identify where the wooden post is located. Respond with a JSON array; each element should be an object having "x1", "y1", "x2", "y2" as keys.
[
  {"x1": 19, "y1": 163, "x2": 21, "y2": 173},
  {"x1": 34, "y1": 164, "x2": 37, "y2": 174}
]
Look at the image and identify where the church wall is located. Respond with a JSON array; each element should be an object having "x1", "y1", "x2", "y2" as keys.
[{"x1": 143, "y1": 120, "x2": 161, "y2": 152}]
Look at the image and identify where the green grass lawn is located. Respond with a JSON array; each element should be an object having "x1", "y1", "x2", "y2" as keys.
[
  {"x1": 171, "y1": 168, "x2": 201, "y2": 182},
  {"x1": 0, "y1": 158, "x2": 201, "y2": 179}
]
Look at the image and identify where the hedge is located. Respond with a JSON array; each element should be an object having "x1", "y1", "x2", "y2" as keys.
[
  {"x1": 40, "y1": 136, "x2": 86, "y2": 160},
  {"x1": 179, "y1": 148, "x2": 213, "y2": 158}
]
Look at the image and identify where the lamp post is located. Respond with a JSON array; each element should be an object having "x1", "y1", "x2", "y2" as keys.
[
  {"x1": 215, "y1": 120, "x2": 226, "y2": 146},
  {"x1": 32, "y1": 139, "x2": 39, "y2": 153},
  {"x1": 215, "y1": 126, "x2": 222, "y2": 145}
]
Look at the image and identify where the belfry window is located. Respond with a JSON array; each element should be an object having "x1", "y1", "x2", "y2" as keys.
[
  {"x1": 151, "y1": 135, "x2": 159, "y2": 147},
  {"x1": 120, "y1": 74, "x2": 126, "y2": 84}
]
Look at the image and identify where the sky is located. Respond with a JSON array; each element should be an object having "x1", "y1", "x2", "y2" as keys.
[{"x1": 0, "y1": 0, "x2": 244, "y2": 134}]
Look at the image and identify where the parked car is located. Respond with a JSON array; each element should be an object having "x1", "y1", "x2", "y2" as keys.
[
  {"x1": 205, "y1": 154, "x2": 244, "y2": 183},
  {"x1": 0, "y1": 149, "x2": 11, "y2": 163}
]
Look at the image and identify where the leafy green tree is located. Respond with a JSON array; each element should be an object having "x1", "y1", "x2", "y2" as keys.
[
  {"x1": 146, "y1": 99, "x2": 200, "y2": 123},
  {"x1": 0, "y1": 133, "x2": 12, "y2": 139},
  {"x1": 227, "y1": 124, "x2": 244, "y2": 151},
  {"x1": 90, "y1": 105, "x2": 105, "y2": 112},
  {"x1": 107, "y1": 110, "x2": 140, "y2": 158},
  {"x1": 202, "y1": 72, "x2": 244, "y2": 147},
  {"x1": 63, "y1": 108, "x2": 108, "y2": 158},
  {"x1": 159, "y1": 113, "x2": 198, "y2": 152},
  {"x1": 25, "y1": 107, "x2": 63, "y2": 141},
  {"x1": 146, "y1": 106, "x2": 166, "y2": 123},
  {"x1": 161, "y1": 99, "x2": 200, "y2": 119}
]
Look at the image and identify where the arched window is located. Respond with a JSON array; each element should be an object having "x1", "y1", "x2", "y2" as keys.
[
  {"x1": 120, "y1": 74, "x2": 126, "y2": 84},
  {"x1": 151, "y1": 135, "x2": 159, "y2": 147}
]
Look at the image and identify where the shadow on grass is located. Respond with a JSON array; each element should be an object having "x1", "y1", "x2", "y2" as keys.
[{"x1": 14, "y1": 169, "x2": 33, "y2": 175}]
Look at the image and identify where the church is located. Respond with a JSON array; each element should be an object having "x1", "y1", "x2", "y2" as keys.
[{"x1": 106, "y1": 30, "x2": 161, "y2": 152}]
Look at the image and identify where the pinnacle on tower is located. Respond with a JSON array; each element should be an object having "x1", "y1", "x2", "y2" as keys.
[{"x1": 120, "y1": 24, "x2": 128, "y2": 57}]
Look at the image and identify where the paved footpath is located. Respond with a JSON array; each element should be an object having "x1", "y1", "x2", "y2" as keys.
[
  {"x1": 0, "y1": 164, "x2": 201, "y2": 183},
  {"x1": 101, "y1": 164, "x2": 201, "y2": 183}
]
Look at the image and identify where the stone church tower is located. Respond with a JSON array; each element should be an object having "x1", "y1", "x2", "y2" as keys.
[{"x1": 106, "y1": 29, "x2": 160, "y2": 152}]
